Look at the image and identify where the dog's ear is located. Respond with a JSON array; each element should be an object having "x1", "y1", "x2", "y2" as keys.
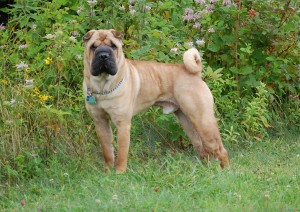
[
  {"x1": 110, "y1": 29, "x2": 122, "y2": 39},
  {"x1": 83, "y1": 30, "x2": 96, "y2": 44}
]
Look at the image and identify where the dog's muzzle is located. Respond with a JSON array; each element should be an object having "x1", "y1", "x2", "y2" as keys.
[{"x1": 91, "y1": 46, "x2": 118, "y2": 76}]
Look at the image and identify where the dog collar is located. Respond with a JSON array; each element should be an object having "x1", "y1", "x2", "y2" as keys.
[{"x1": 87, "y1": 76, "x2": 125, "y2": 96}]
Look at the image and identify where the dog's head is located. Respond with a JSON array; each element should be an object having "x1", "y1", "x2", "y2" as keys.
[{"x1": 83, "y1": 29, "x2": 123, "y2": 76}]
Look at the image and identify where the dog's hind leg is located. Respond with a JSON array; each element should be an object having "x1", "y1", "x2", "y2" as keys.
[
  {"x1": 175, "y1": 85, "x2": 229, "y2": 168},
  {"x1": 191, "y1": 116, "x2": 229, "y2": 168},
  {"x1": 175, "y1": 110, "x2": 205, "y2": 159}
]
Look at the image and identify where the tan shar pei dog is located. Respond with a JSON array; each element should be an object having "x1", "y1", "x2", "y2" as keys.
[{"x1": 83, "y1": 29, "x2": 229, "y2": 173}]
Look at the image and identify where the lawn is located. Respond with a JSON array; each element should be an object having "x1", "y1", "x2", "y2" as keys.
[{"x1": 1, "y1": 130, "x2": 299, "y2": 211}]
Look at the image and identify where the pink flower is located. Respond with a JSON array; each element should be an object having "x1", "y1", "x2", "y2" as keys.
[
  {"x1": 185, "y1": 8, "x2": 194, "y2": 15},
  {"x1": 187, "y1": 42, "x2": 194, "y2": 47},
  {"x1": 222, "y1": 0, "x2": 231, "y2": 6},
  {"x1": 20, "y1": 199, "x2": 26, "y2": 206},
  {"x1": 193, "y1": 23, "x2": 202, "y2": 29},
  {"x1": 196, "y1": 39, "x2": 205, "y2": 46},
  {"x1": 195, "y1": 0, "x2": 206, "y2": 5},
  {"x1": 0, "y1": 23, "x2": 6, "y2": 30}
]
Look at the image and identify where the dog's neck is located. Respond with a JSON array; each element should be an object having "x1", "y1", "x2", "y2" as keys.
[{"x1": 84, "y1": 58, "x2": 127, "y2": 96}]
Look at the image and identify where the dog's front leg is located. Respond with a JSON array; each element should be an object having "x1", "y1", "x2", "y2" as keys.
[
  {"x1": 93, "y1": 116, "x2": 115, "y2": 170},
  {"x1": 115, "y1": 120, "x2": 131, "y2": 174}
]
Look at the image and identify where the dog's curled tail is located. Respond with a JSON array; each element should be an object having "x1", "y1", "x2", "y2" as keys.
[{"x1": 183, "y1": 48, "x2": 202, "y2": 74}]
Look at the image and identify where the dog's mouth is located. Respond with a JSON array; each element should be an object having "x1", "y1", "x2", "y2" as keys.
[{"x1": 91, "y1": 46, "x2": 118, "y2": 76}]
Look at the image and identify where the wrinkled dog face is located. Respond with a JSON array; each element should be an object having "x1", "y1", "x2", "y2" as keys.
[{"x1": 83, "y1": 29, "x2": 123, "y2": 76}]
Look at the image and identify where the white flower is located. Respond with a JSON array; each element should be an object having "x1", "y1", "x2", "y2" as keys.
[
  {"x1": 24, "y1": 84, "x2": 34, "y2": 89},
  {"x1": 196, "y1": 39, "x2": 205, "y2": 46},
  {"x1": 87, "y1": 0, "x2": 97, "y2": 7},
  {"x1": 119, "y1": 5, "x2": 125, "y2": 11},
  {"x1": 69, "y1": 36, "x2": 77, "y2": 42},
  {"x1": 25, "y1": 79, "x2": 34, "y2": 84},
  {"x1": 187, "y1": 42, "x2": 194, "y2": 47},
  {"x1": 144, "y1": 5, "x2": 151, "y2": 11},
  {"x1": 10, "y1": 99, "x2": 16, "y2": 105},
  {"x1": 69, "y1": 20, "x2": 77, "y2": 24},
  {"x1": 25, "y1": 79, "x2": 34, "y2": 89},
  {"x1": 71, "y1": 31, "x2": 80, "y2": 37},
  {"x1": 77, "y1": 6, "x2": 84, "y2": 15},
  {"x1": 130, "y1": 9, "x2": 136, "y2": 15},
  {"x1": 16, "y1": 61, "x2": 28, "y2": 70},
  {"x1": 170, "y1": 48, "x2": 178, "y2": 53},
  {"x1": 208, "y1": 27, "x2": 215, "y2": 33},
  {"x1": 76, "y1": 54, "x2": 83, "y2": 60},
  {"x1": 32, "y1": 24, "x2": 37, "y2": 30},
  {"x1": 44, "y1": 34, "x2": 57, "y2": 39},
  {"x1": 19, "y1": 44, "x2": 28, "y2": 49},
  {"x1": 112, "y1": 194, "x2": 118, "y2": 200}
]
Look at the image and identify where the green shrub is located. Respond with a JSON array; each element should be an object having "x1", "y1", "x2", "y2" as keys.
[{"x1": 0, "y1": 0, "x2": 299, "y2": 182}]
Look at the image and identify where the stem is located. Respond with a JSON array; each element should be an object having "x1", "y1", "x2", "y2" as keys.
[
  {"x1": 235, "y1": 0, "x2": 241, "y2": 94},
  {"x1": 278, "y1": 0, "x2": 291, "y2": 29}
]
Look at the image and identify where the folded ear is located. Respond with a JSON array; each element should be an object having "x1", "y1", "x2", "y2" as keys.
[
  {"x1": 83, "y1": 30, "x2": 96, "y2": 43},
  {"x1": 110, "y1": 29, "x2": 122, "y2": 39}
]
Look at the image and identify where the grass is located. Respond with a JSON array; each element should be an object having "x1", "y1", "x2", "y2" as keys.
[{"x1": 1, "y1": 130, "x2": 299, "y2": 211}]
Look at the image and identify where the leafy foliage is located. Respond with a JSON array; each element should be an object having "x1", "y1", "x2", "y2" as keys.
[{"x1": 0, "y1": 0, "x2": 299, "y2": 182}]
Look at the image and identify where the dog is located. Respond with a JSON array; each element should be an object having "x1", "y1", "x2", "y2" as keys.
[{"x1": 83, "y1": 29, "x2": 229, "y2": 173}]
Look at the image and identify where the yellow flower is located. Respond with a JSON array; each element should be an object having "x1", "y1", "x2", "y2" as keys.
[
  {"x1": 0, "y1": 79, "x2": 8, "y2": 84},
  {"x1": 45, "y1": 57, "x2": 52, "y2": 65},
  {"x1": 34, "y1": 87, "x2": 40, "y2": 94},
  {"x1": 39, "y1": 94, "x2": 52, "y2": 103}
]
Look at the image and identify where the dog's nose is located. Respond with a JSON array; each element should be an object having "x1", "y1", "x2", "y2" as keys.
[{"x1": 99, "y1": 52, "x2": 109, "y2": 60}]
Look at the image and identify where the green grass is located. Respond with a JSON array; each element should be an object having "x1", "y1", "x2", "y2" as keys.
[{"x1": 1, "y1": 131, "x2": 299, "y2": 211}]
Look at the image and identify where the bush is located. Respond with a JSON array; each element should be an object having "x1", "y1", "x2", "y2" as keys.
[{"x1": 0, "y1": 0, "x2": 299, "y2": 182}]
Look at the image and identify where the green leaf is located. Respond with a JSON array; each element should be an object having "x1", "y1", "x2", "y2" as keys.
[
  {"x1": 239, "y1": 66, "x2": 253, "y2": 75},
  {"x1": 207, "y1": 42, "x2": 220, "y2": 52}
]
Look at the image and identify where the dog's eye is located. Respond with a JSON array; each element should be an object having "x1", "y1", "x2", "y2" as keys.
[
  {"x1": 111, "y1": 43, "x2": 117, "y2": 50},
  {"x1": 90, "y1": 44, "x2": 97, "y2": 51}
]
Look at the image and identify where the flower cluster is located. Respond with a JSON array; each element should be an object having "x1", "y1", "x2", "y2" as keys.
[{"x1": 182, "y1": 0, "x2": 234, "y2": 47}]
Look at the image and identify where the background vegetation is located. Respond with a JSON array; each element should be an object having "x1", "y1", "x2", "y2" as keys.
[{"x1": 0, "y1": 0, "x2": 299, "y2": 210}]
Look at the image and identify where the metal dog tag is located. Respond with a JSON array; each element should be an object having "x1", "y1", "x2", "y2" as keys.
[
  {"x1": 89, "y1": 96, "x2": 96, "y2": 105},
  {"x1": 86, "y1": 95, "x2": 91, "y2": 102}
]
